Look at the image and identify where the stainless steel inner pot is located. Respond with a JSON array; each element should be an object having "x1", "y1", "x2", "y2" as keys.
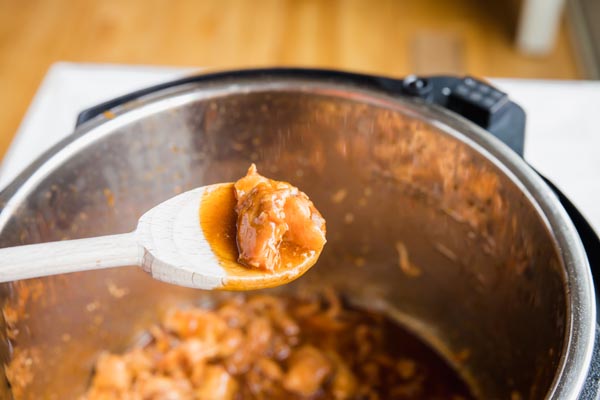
[{"x1": 0, "y1": 72, "x2": 594, "y2": 399}]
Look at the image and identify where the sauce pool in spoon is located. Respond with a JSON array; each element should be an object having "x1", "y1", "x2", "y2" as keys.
[{"x1": 199, "y1": 165, "x2": 326, "y2": 290}]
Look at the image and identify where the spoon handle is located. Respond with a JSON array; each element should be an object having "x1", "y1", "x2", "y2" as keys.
[{"x1": 0, "y1": 233, "x2": 141, "y2": 283}]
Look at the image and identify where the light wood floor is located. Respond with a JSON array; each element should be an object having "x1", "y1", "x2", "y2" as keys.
[{"x1": 0, "y1": 0, "x2": 579, "y2": 160}]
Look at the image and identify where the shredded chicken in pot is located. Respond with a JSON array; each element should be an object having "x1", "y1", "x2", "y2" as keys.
[{"x1": 82, "y1": 292, "x2": 473, "y2": 400}]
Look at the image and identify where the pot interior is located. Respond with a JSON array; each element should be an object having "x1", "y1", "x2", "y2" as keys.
[{"x1": 0, "y1": 80, "x2": 567, "y2": 399}]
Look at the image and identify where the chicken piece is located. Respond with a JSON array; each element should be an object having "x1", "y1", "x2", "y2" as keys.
[
  {"x1": 270, "y1": 308, "x2": 300, "y2": 336},
  {"x1": 217, "y1": 328, "x2": 244, "y2": 357},
  {"x1": 163, "y1": 308, "x2": 226, "y2": 342},
  {"x1": 232, "y1": 164, "x2": 270, "y2": 199},
  {"x1": 234, "y1": 184, "x2": 289, "y2": 270},
  {"x1": 282, "y1": 345, "x2": 332, "y2": 397},
  {"x1": 330, "y1": 354, "x2": 358, "y2": 400},
  {"x1": 125, "y1": 348, "x2": 154, "y2": 378},
  {"x1": 283, "y1": 193, "x2": 327, "y2": 251},
  {"x1": 233, "y1": 164, "x2": 326, "y2": 271},
  {"x1": 217, "y1": 299, "x2": 248, "y2": 328},
  {"x1": 178, "y1": 338, "x2": 218, "y2": 366},
  {"x1": 256, "y1": 357, "x2": 284, "y2": 381},
  {"x1": 135, "y1": 375, "x2": 193, "y2": 400},
  {"x1": 195, "y1": 365, "x2": 238, "y2": 400},
  {"x1": 247, "y1": 316, "x2": 273, "y2": 354},
  {"x1": 271, "y1": 334, "x2": 292, "y2": 361},
  {"x1": 91, "y1": 353, "x2": 132, "y2": 391}
]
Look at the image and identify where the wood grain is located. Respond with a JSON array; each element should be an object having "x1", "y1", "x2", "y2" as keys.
[
  {"x1": 0, "y1": 233, "x2": 140, "y2": 282},
  {"x1": 0, "y1": 0, "x2": 579, "y2": 160}
]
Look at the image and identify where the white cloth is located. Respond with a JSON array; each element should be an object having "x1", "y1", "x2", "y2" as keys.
[
  {"x1": 0, "y1": 62, "x2": 196, "y2": 189},
  {"x1": 1, "y1": 63, "x2": 599, "y2": 234}
]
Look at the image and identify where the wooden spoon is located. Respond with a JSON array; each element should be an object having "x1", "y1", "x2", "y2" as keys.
[{"x1": 0, "y1": 183, "x2": 323, "y2": 290}]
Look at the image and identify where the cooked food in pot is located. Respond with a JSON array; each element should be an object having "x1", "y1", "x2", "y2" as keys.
[
  {"x1": 81, "y1": 292, "x2": 473, "y2": 400},
  {"x1": 233, "y1": 164, "x2": 327, "y2": 271}
]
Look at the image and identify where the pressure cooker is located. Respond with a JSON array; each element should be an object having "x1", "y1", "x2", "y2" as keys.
[{"x1": 0, "y1": 68, "x2": 599, "y2": 399}]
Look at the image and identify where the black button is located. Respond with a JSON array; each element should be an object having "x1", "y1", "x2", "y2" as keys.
[
  {"x1": 490, "y1": 90, "x2": 504, "y2": 99},
  {"x1": 464, "y1": 78, "x2": 477, "y2": 88},
  {"x1": 478, "y1": 85, "x2": 491, "y2": 94},
  {"x1": 469, "y1": 92, "x2": 483, "y2": 102},
  {"x1": 455, "y1": 84, "x2": 470, "y2": 97},
  {"x1": 401, "y1": 76, "x2": 433, "y2": 97},
  {"x1": 482, "y1": 97, "x2": 496, "y2": 108},
  {"x1": 447, "y1": 76, "x2": 511, "y2": 128}
]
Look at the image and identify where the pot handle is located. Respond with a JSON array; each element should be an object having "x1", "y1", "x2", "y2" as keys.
[
  {"x1": 580, "y1": 325, "x2": 600, "y2": 399},
  {"x1": 399, "y1": 75, "x2": 527, "y2": 156}
]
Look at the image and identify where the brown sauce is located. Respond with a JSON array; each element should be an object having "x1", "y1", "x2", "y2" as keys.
[
  {"x1": 199, "y1": 184, "x2": 319, "y2": 290},
  {"x1": 198, "y1": 183, "x2": 239, "y2": 268}
]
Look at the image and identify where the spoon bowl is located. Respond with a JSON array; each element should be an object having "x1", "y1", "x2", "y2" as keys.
[{"x1": 0, "y1": 183, "x2": 322, "y2": 290}]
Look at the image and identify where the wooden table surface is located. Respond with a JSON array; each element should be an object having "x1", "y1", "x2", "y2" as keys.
[{"x1": 0, "y1": 0, "x2": 578, "y2": 160}]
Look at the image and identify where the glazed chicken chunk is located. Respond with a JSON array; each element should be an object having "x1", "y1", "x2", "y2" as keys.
[{"x1": 233, "y1": 164, "x2": 326, "y2": 271}]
